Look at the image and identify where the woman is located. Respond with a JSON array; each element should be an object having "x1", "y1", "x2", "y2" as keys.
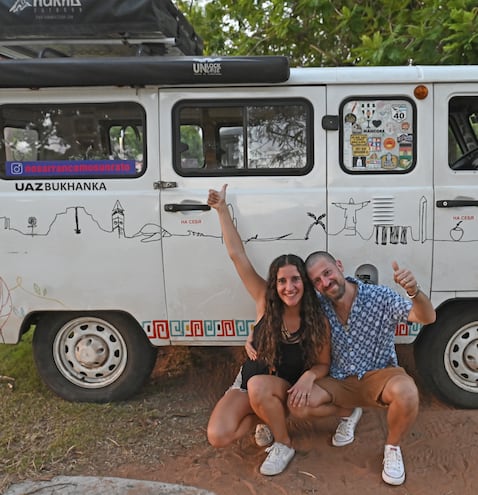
[{"x1": 206, "y1": 184, "x2": 330, "y2": 476}]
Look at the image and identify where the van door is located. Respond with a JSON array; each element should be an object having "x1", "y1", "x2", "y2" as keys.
[
  {"x1": 433, "y1": 85, "x2": 478, "y2": 293},
  {"x1": 157, "y1": 86, "x2": 327, "y2": 344},
  {"x1": 326, "y1": 84, "x2": 434, "y2": 343},
  {"x1": 415, "y1": 84, "x2": 478, "y2": 408}
]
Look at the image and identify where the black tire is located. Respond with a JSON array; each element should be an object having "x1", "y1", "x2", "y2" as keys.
[
  {"x1": 32, "y1": 312, "x2": 157, "y2": 402},
  {"x1": 414, "y1": 303, "x2": 478, "y2": 408}
]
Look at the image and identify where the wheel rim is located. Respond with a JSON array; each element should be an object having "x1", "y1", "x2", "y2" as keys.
[
  {"x1": 52, "y1": 317, "x2": 128, "y2": 389},
  {"x1": 445, "y1": 322, "x2": 478, "y2": 393}
]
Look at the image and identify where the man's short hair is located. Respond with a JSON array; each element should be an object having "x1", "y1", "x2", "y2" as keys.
[{"x1": 305, "y1": 251, "x2": 336, "y2": 270}]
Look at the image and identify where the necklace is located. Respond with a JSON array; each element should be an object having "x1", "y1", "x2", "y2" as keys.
[
  {"x1": 336, "y1": 308, "x2": 350, "y2": 330},
  {"x1": 281, "y1": 319, "x2": 302, "y2": 343},
  {"x1": 281, "y1": 320, "x2": 292, "y2": 340}
]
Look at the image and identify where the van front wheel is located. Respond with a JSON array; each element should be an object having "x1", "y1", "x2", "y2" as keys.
[
  {"x1": 32, "y1": 312, "x2": 157, "y2": 402},
  {"x1": 414, "y1": 304, "x2": 478, "y2": 408}
]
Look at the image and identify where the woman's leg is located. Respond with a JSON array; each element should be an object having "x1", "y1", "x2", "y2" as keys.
[
  {"x1": 247, "y1": 375, "x2": 291, "y2": 446},
  {"x1": 207, "y1": 388, "x2": 256, "y2": 448}
]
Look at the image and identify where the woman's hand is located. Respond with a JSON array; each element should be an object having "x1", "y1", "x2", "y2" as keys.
[
  {"x1": 287, "y1": 370, "x2": 316, "y2": 408},
  {"x1": 207, "y1": 184, "x2": 227, "y2": 210}
]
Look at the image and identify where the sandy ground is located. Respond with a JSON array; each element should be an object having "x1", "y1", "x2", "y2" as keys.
[{"x1": 109, "y1": 345, "x2": 478, "y2": 495}]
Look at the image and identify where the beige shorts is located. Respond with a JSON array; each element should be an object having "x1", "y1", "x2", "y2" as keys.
[
  {"x1": 227, "y1": 367, "x2": 247, "y2": 393},
  {"x1": 317, "y1": 367, "x2": 412, "y2": 408}
]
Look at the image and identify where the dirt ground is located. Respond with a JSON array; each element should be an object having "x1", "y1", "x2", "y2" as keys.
[{"x1": 104, "y1": 345, "x2": 478, "y2": 495}]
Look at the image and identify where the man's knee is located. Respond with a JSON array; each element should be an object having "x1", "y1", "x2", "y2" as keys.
[
  {"x1": 288, "y1": 403, "x2": 309, "y2": 419},
  {"x1": 383, "y1": 375, "x2": 419, "y2": 409}
]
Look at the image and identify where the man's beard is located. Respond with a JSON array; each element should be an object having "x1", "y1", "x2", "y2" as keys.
[{"x1": 324, "y1": 280, "x2": 346, "y2": 302}]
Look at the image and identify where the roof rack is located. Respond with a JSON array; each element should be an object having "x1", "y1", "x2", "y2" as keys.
[{"x1": 0, "y1": 0, "x2": 203, "y2": 59}]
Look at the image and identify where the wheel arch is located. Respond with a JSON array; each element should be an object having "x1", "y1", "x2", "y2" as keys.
[
  {"x1": 414, "y1": 297, "x2": 476, "y2": 346},
  {"x1": 32, "y1": 309, "x2": 152, "y2": 339}
]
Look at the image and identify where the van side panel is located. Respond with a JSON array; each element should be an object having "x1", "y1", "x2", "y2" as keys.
[{"x1": 0, "y1": 88, "x2": 167, "y2": 344}]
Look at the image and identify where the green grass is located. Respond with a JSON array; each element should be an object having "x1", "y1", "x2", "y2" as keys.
[
  {"x1": 0, "y1": 336, "x2": 235, "y2": 493},
  {"x1": 0, "y1": 332, "x2": 141, "y2": 472}
]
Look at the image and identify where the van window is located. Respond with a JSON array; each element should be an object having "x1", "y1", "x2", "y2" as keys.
[
  {"x1": 0, "y1": 102, "x2": 145, "y2": 179},
  {"x1": 340, "y1": 97, "x2": 416, "y2": 173},
  {"x1": 448, "y1": 96, "x2": 478, "y2": 170},
  {"x1": 173, "y1": 99, "x2": 312, "y2": 176}
]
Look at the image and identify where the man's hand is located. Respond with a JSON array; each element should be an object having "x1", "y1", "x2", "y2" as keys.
[{"x1": 392, "y1": 261, "x2": 418, "y2": 296}]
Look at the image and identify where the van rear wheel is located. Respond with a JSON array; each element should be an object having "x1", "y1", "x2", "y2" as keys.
[
  {"x1": 414, "y1": 304, "x2": 478, "y2": 408},
  {"x1": 32, "y1": 312, "x2": 157, "y2": 402}
]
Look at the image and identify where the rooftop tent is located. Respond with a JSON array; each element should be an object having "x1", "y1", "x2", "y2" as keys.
[{"x1": 0, "y1": 0, "x2": 203, "y2": 58}]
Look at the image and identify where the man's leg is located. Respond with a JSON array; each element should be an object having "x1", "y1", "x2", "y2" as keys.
[
  {"x1": 381, "y1": 373, "x2": 419, "y2": 445},
  {"x1": 288, "y1": 381, "x2": 352, "y2": 419},
  {"x1": 379, "y1": 371, "x2": 419, "y2": 486},
  {"x1": 289, "y1": 377, "x2": 363, "y2": 447}
]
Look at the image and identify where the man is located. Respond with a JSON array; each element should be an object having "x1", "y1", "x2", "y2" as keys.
[{"x1": 289, "y1": 251, "x2": 436, "y2": 486}]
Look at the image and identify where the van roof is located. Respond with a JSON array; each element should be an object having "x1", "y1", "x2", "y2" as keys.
[{"x1": 288, "y1": 65, "x2": 478, "y2": 85}]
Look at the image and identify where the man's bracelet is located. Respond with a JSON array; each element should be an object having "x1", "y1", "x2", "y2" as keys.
[{"x1": 406, "y1": 284, "x2": 421, "y2": 299}]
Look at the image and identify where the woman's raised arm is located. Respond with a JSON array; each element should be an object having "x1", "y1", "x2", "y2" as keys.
[{"x1": 207, "y1": 184, "x2": 266, "y2": 314}]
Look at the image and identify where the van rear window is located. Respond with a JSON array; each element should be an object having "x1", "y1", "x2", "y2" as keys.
[
  {"x1": 0, "y1": 102, "x2": 146, "y2": 180},
  {"x1": 173, "y1": 99, "x2": 313, "y2": 176}
]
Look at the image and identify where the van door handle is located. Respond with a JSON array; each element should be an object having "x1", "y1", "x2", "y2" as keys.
[
  {"x1": 164, "y1": 204, "x2": 211, "y2": 212},
  {"x1": 436, "y1": 200, "x2": 478, "y2": 207}
]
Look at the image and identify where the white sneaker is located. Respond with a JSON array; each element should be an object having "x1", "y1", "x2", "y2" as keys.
[
  {"x1": 255, "y1": 424, "x2": 274, "y2": 447},
  {"x1": 332, "y1": 407, "x2": 363, "y2": 446},
  {"x1": 259, "y1": 442, "x2": 295, "y2": 476},
  {"x1": 382, "y1": 444, "x2": 405, "y2": 485}
]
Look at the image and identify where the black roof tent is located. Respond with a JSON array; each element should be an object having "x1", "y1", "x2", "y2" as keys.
[
  {"x1": 0, "y1": 0, "x2": 203, "y2": 58},
  {"x1": 0, "y1": 56, "x2": 291, "y2": 87}
]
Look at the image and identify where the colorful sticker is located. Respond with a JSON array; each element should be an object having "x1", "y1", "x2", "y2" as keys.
[
  {"x1": 381, "y1": 153, "x2": 398, "y2": 169},
  {"x1": 6, "y1": 160, "x2": 138, "y2": 178},
  {"x1": 342, "y1": 99, "x2": 414, "y2": 171},
  {"x1": 391, "y1": 104, "x2": 408, "y2": 122},
  {"x1": 383, "y1": 137, "x2": 396, "y2": 150}
]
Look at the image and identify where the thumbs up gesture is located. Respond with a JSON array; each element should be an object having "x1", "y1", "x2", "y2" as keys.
[{"x1": 392, "y1": 261, "x2": 418, "y2": 296}]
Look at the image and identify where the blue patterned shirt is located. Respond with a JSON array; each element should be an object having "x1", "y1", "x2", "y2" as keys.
[{"x1": 318, "y1": 277, "x2": 412, "y2": 380}]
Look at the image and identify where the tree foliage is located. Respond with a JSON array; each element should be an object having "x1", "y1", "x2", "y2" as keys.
[{"x1": 178, "y1": 0, "x2": 478, "y2": 66}]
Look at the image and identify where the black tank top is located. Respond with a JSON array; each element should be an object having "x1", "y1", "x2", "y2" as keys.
[{"x1": 250, "y1": 318, "x2": 307, "y2": 385}]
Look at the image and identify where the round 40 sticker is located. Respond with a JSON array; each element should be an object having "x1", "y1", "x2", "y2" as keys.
[{"x1": 391, "y1": 104, "x2": 408, "y2": 123}]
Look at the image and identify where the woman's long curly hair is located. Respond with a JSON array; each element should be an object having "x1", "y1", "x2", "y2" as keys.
[{"x1": 254, "y1": 254, "x2": 328, "y2": 369}]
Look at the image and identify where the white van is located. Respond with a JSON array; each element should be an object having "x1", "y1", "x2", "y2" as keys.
[{"x1": 0, "y1": 55, "x2": 477, "y2": 408}]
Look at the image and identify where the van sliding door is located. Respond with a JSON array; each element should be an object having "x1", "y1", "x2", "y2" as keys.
[{"x1": 326, "y1": 85, "x2": 433, "y2": 343}]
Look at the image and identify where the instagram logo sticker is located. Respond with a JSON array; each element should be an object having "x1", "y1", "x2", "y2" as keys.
[{"x1": 9, "y1": 162, "x2": 23, "y2": 175}]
